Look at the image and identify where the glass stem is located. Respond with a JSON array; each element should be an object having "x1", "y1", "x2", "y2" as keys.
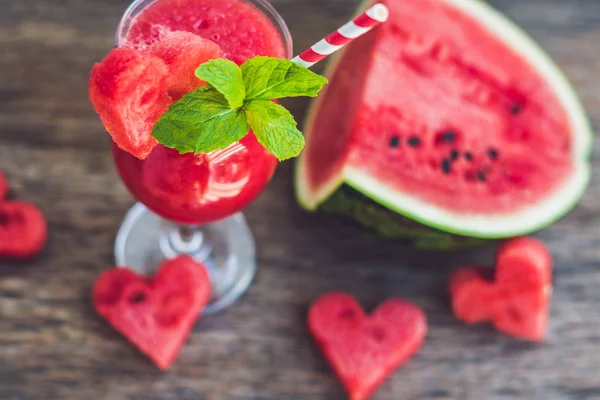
[{"x1": 171, "y1": 225, "x2": 204, "y2": 253}]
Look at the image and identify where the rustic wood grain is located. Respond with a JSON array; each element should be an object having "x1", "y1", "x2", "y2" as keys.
[{"x1": 0, "y1": 0, "x2": 599, "y2": 399}]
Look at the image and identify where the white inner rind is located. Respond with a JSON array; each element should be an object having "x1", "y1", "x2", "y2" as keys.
[
  {"x1": 296, "y1": 0, "x2": 593, "y2": 238},
  {"x1": 345, "y1": 164, "x2": 590, "y2": 238}
]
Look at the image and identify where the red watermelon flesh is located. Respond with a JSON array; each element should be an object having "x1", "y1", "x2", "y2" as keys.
[
  {"x1": 89, "y1": 48, "x2": 170, "y2": 160},
  {"x1": 300, "y1": 0, "x2": 590, "y2": 236},
  {"x1": 149, "y1": 31, "x2": 221, "y2": 101}
]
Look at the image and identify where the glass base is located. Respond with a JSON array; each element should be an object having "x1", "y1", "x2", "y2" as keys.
[{"x1": 114, "y1": 203, "x2": 256, "y2": 315}]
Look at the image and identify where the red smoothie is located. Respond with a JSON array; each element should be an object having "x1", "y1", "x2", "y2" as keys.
[{"x1": 113, "y1": 0, "x2": 288, "y2": 224}]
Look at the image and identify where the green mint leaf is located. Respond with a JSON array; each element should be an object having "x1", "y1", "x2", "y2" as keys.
[
  {"x1": 153, "y1": 86, "x2": 248, "y2": 153},
  {"x1": 241, "y1": 56, "x2": 328, "y2": 101},
  {"x1": 245, "y1": 100, "x2": 305, "y2": 161},
  {"x1": 195, "y1": 59, "x2": 245, "y2": 109}
]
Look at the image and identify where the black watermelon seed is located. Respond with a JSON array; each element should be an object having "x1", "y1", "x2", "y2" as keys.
[
  {"x1": 441, "y1": 159, "x2": 452, "y2": 174},
  {"x1": 388, "y1": 136, "x2": 400, "y2": 148},
  {"x1": 440, "y1": 131, "x2": 457, "y2": 143},
  {"x1": 408, "y1": 136, "x2": 421, "y2": 147},
  {"x1": 408, "y1": 136, "x2": 421, "y2": 148},
  {"x1": 511, "y1": 104, "x2": 522, "y2": 116},
  {"x1": 450, "y1": 150, "x2": 459, "y2": 161},
  {"x1": 488, "y1": 148, "x2": 499, "y2": 160},
  {"x1": 464, "y1": 152, "x2": 474, "y2": 161},
  {"x1": 476, "y1": 171, "x2": 486, "y2": 182},
  {"x1": 129, "y1": 291, "x2": 147, "y2": 304}
]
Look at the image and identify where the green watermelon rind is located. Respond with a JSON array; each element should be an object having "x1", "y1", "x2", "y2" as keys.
[
  {"x1": 295, "y1": 0, "x2": 593, "y2": 240},
  {"x1": 320, "y1": 187, "x2": 487, "y2": 250}
]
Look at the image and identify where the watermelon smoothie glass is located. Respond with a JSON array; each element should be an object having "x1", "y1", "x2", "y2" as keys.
[{"x1": 112, "y1": 0, "x2": 292, "y2": 314}]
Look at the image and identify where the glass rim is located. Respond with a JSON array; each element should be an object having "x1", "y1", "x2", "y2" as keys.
[{"x1": 114, "y1": 0, "x2": 294, "y2": 59}]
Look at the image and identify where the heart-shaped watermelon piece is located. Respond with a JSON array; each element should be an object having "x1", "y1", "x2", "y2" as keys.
[
  {"x1": 0, "y1": 201, "x2": 47, "y2": 260},
  {"x1": 450, "y1": 237, "x2": 552, "y2": 341},
  {"x1": 0, "y1": 171, "x2": 7, "y2": 200},
  {"x1": 93, "y1": 255, "x2": 211, "y2": 369},
  {"x1": 308, "y1": 292, "x2": 427, "y2": 400}
]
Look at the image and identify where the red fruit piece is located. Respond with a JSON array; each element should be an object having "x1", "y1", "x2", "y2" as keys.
[
  {"x1": 308, "y1": 292, "x2": 427, "y2": 400},
  {"x1": 89, "y1": 48, "x2": 171, "y2": 160},
  {"x1": 450, "y1": 237, "x2": 552, "y2": 342},
  {"x1": 0, "y1": 202, "x2": 47, "y2": 260},
  {"x1": 150, "y1": 31, "x2": 221, "y2": 101},
  {"x1": 0, "y1": 171, "x2": 7, "y2": 199},
  {"x1": 93, "y1": 255, "x2": 211, "y2": 370}
]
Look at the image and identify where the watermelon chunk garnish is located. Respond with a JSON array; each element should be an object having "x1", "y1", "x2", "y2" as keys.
[
  {"x1": 93, "y1": 256, "x2": 211, "y2": 369},
  {"x1": 150, "y1": 31, "x2": 221, "y2": 100},
  {"x1": 89, "y1": 33, "x2": 221, "y2": 159},
  {"x1": 450, "y1": 237, "x2": 552, "y2": 342},
  {"x1": 89, "y1": 48, "x2": 170, "y2": 160},
  {"x1": 308, "y1": 292, "x2": 427, "y2": 400}
]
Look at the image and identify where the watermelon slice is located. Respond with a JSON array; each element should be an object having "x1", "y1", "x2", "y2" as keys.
[{"x1": 295, "y1": 0, "x2": 592, "y2": 245}]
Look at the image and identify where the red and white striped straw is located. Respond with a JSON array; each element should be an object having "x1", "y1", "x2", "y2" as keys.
[{"x1": 292, "y1": 4, "x2": 389, "y2": 68}]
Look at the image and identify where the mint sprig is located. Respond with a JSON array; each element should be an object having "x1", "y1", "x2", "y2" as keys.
[
  {"x1": 153, "y1": 56, "x2": 328, "y2": 161},
  {"x1": 153, "y1": 86, "x2": 248, "y2": 154}
]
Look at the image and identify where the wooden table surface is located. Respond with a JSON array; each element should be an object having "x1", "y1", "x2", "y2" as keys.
[{"x1": 1, "y1": 0, "x2": 599, "y2": 399}]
